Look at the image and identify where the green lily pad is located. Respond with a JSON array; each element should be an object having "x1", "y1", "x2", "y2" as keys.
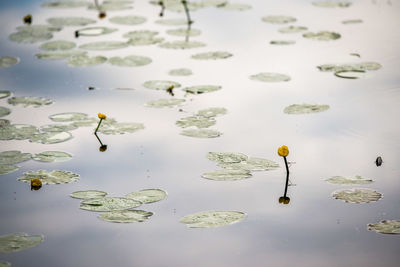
[
  {"x1": 312, "y1": 1, "x2": 352, "y2": 8},
  {"x1": 217, "y1": 3, "x2": 251, "y2": 10},
  {"x1": 67, "y1": 55, "x2": 107, "y2": 67},
  {"x1": 176, "y1": 116, "x2": 216, "y2": 128},
  {"x1": 40, "y1": 124, "x2": 78, "y2": 132},
  {"x1": 98, "y1": 210, "x2": 153, "y2": 223},
  {"x1": 202, "y1": 169, "x2": 252, "y2": 181},
  {"x1": 325, "y1": 175, "x2": 373, "y2": 185},
  {"x1": 49, "y1": 112, "x2": 89, "y2": 122},
  {"x1": 98, "y1": 119, "x2": 144, "y2": 135},
  {"x1": 124, "y1": 30, "x2": 164, "y2": 46},
  {"x1": 0, "y1": 151, "x2": 31, "y2": 165},
  {"x1": 270, "y1": 40, "x2": 296, "y2": 45},
  {"x1": 0, "y1": 57, "x2": 20, "y2": 68},
  {"x1": 0, "y1": 164, "x2": 20, "y2": 175},
  {"x1": 125, "y1": 189, "x2": 167, "y2": 204},
  {"x1": 143, "y1": 80, "x2": 181, "y2": 91},
  {"x1": 332, "y1": 188, "x2": 382, "y2": 203},
  {"x1": 342, "y1": 19, "x2": 363, "y2": 24},
  {"x1": 71, "y1": 118, "x2": 97, "y2": 127},
  {"x1": 7, "y1": 96, "x2": 52, "y2": 107},
  {"x1": 334, "y1": 70, "x2": 367, "y2": 79},
  {"x1": 168, "y1": 68, "x2": 192, "y2": 76},
  {"x1": 278, "y1": 25, "x2": 308, "y2": 33},
  {"x1": 36, "y1": 50, "x2": 87, "y2": 60},
  {"x1": 80, "y1": 197, "x2": 141, "y2": 212},
  {"x1": 250, "y1": 72, "x2": 291, "y2": 82},
  {"x1": 196, "y1": 107, "x2": 227, "y2": 118},
  {"x1": 303, "y1": 31, "x2": 341, "y2": 41},
  {"x1": 0, "y1": 124, "x2": 40, "y2": 140},
  {"x1": 0, "y1": 106, "x2": 11, "y2": 117},
  {"x1": 18, "y1": 170, "x2": 79, "y2": 184},
  {"x1": 9, "y1": 25, "x2": 61, "y2": 44},
  {"x1": 40, "y1": 40, "x2": 76, "y2": 51},
  {"x1": 368, "y1": 220, "x2": 400, "y2": 235},
  {"x1": 283, "y1": 104, "x2": 330, "y2": 114},
  {"x1": 0, "y1": 91, "x2": 11, "y2": 99},
  {"x1": 159, "y1": 41, "x2": 206, "y2": 49},
  {"x1": 79, "y1": 41, "x2": 128, "y2": 50},
  {"x1": 29, "y1": 131, "x2": 73, "y2": 144},
  {"x1": 180, "y1": 211, "x2": 246, "y2": 228},
  {"x1": 41, "y1": 1, "x2": 90, "y2": 8},
  {"x1": 166, "y1": 28, "x2": 201, "y2": 37},
  {"x1": 155, "y1": 18, "x2": 187, "y2": 26},
  {"x1": 108, "y1": 55, "x2": 152, "y2": 67},
  {"x1": 0, "y1": 233, "x2": 43, "y2": 253},
  {"x1": 88, "y1": 0, "x2": 133, "y2": 11},
  {"x1": 145, "y1": 98, "x2": 185, "y2": 108},
  {"x1": 191, "y1": 51, "x2": 232, "y2": 60},
  {"x1": 207, "y1": 152, "x2": 248, "y2": 164},
  {"x1": 262, "y1": 15, "x2": 296, "y2": 24},
  {"x1": 32, "y1": 151, "x2": 72, "y2": 162},
  {"x1": 180, "y1": 128, "x2": 222, "y2": 138},
  {"x1": 219, "y1": 157, "x2": 280, "y2": 171},
  {"x1": 0, "y1": 260, "x2": 10, "y2": 267},
  {"x1": 76, "y1": 26, "x2": 118, "y2": 36},
  {"x1": 0, "y1": 119, "x2": 10, "y2": 127},
  {"x1": 317, "y1": 62, "x2": 382, "y2": 72},
  {"x1": 47, "y1": 17, "x2": 96, "y2": 26},
  {"x1": 70, "y1": 190, "x2": 107, "y2": 199},
  {"x1": 109, "y1": 15, "x2": 146, "y2": 25},
  {"x1": 182, "y1": 85, "x2": 221, "y2": 94}
]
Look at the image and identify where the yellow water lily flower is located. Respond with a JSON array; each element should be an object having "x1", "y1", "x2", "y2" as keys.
[
  {"x1": 98, "y1": 113, "x2": 107, "y2": 120},
  {"x1": 277, "y1": 145, "x2": 289, "y2": 157},
  {"x1": 31, "y1": 178, "x2": 42, "y2": 190}
]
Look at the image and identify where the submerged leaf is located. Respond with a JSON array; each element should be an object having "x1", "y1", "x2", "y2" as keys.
[
  {"x1": 278, "y1": 25, "x2": 308, "y2": 33},
  {"x1": 32, "y1": 151, "x2": 72, "y2": 162},
  {"x1": 126, "y1": 189, "x2": 167, "y2": 204},
  {"x1": 191, "y1": 51, "x2": 232, "y2": 60},
  {"x1": 109, "y1": 15, "x2": 146, "y2": 25},
  {"x1": 250, "y1": 72, "x2": 291, "y2": 82},
  {"x1": 342, "y1": 19, "x2": 363, "y2": 24},
  {"x1": 368, "y1": 220, "x2": 400, "y2": 235},
  {"x1": 180, "y1": 128, "x2": 222, "y2": 138},
  {"x1": 262, "y1": 15, "x2": 296, "y2": 24},
  {"x1": 7, "y1": 96, "x2": 52, "y2": 107},
  {"x1": 145, "y1": 98, "x2": 185, "y2": 108},
  {"x1": 0, "y1": 57, "x2": 20, "y2": 68},
  {"x1": 70, "y1": 190, "x2": 107, "y2": 199},
  {"x1": 325, "y1": 175, "x2": 373, "y2": 185},
  {"x1": 9, "y1": 25, "x2": 61, "y2": 43},
  {"x1": 98, "y1": 119, "x2": 144, "y2": 135},
  {"x1": 283, "y1": 104, "x2": 329, "y2": 114},
  {"x1": 0, "y1": 124, "x2": 40, "y2": 140},
  {"x1": 270, "y1": 40, "x2": 295, "y2": 45},
  {"x1": 202, "y1": 169, "x2": 252, "y2": 181},
  {"x1": 124, "y1": 30, "x2": 164, "y2": 46},
  {"x1": 332, "y1": 188, "x2": 382, "y2": 203},
  {"x1": 18, "y1": 170, "x2": 79, "y2": 184},
  {"x1": 0, "y1": 151, "x2": 31, "y2": 165},
  {"x1": 80, "y1": 197, "x2": 141, "y2": 212},
  {"x1": 99, "y1": 210, "x2": 153, "y2": 223},
  {"x1": 108, "y1": 55, "x2": 152, "y2": 67},
  {"x1": 47, "y1": 17, "x2": 96, "y2": 26},
  {"x1": 0, "y1": 233, "x2": 43, "y2": 253},
  {"x1": 155, "y1": 18, "x2": 187, "y2": 26},
  {"x1": 180, "y1": 211, "x2": 246, "y2": 228}
]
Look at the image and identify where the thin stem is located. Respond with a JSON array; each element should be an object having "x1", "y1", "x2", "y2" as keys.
[
  {"x1": 181, "y1": 0, "x2": 193, "y2": 26},
  {"x1": 159, "y1": 1, "x2": 165, "y2": 16},
  {"x1": 94, "y1": 118, "x2": 103, "y2": 133},
  {"x1": 283, "y1": 156, "x2": 289, "y2": 197},
  {"x1": 94, "y1": 132, "x2": 104, "y2": 146}
]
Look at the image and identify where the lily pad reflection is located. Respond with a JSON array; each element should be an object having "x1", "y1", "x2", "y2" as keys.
[
  {"x1": 182, "y1": 85, "x2": 221, "y2": 94},
  {"x1": 283, "y1": 104, "x2": 329, "y2": 114},
  {"x1": 325, "y1": 175, "x2": 373, "y2": 185},
  {"x1": 0, "y1": 233, "x2": 43, "y2": 253},
  {"x1": 202, "y1": 169, "x2": 252, "y2": 181},
  {"x1": 40, "y1": 40, "x2": 76, "y2": 51},
  {"x1": 191, "y1": 51, "x2": 232, "y2": 60},
  {"x1": 262, "y1": 15, "x2": 296, "y2": 24},
  {"x1": 70, "y1": 190, "x2": 107, "y2": 199},
  {"x1": 109, "y1": 15, "x2": 146, "y2": 25},
  {"x1": 180, "y1": 128, "x2": 222, "y2": 138},
  {"x1": 303, "y1": 31, "x2": 341, "y2": 41},
  {"x1": 18, "y1": 170, "x2": 79, "y2": 184},
  {"x1": 126, "y1": 189, "x2": 167, "y2": 204},
  {"x1": 368, "y1": 220, "x2": 400, "y2": 235},
  {"x1": 0, "y1": 151, "x2": 31, "y2": 165},
  {"x1": 250, "y1": 72, "x2": 291, "y2": 82},
  {"x1": 47, "y1": 17, "x2": 96, "y2": 26},
  {"x1": 332, "y1": 188, "x2": 382, "y2": 203},
  {"x1": 80, "y1": 197, "x2": 141, "y2": 212},
  {"x1": 8, "y1": 96, "x2": 52, "y2": 107},
  {"x1": 180, "y1": 211, "x2": 246, "y2": 228},
  {"x1": 99, "y1": 210, "x2": 153, "y2": 223},
  {"x1": 0, "y1": 57, "x2": 20, "y2": 68},
  {"x1": 145, "y1": 98, "x2": 185, "y2": 108},
  {"x1": 108, "y1": 55, "x2": 152, "y2": 67},
  {"x1": 32, "y1": 151, "x2": 72, "y2": 162},
  {"x1": 0, "y1": 165, "x2": 19, "y2": 175}
]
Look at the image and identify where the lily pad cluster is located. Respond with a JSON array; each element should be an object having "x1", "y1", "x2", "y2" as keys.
[
  {"x1": 0, "y1": 233, "x2": 43, "y2": 253},
  {"x1": 317, "y1": 61, "x2": 382, "y2": 79},
  {"x1": 0, "y1": 150, "x2": 31, "y2": 175},
  {"x1": 180, "y1": 210, "x2": 246, "y2": 228}
]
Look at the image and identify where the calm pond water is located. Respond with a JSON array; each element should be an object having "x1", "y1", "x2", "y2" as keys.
[{"x1": 1, "y1": 0, "x2": 400, "y2": 266}]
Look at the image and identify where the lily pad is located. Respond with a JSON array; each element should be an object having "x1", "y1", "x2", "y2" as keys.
[
  {"x1": 88, "y1": 0, "x2": 133, "y2": 11},
  {"x1": 36, "y1": 50, "x2": 87, "y2": 60},
  {"x1": 342, "y1": 19, "x2": 363, "y2": 24},
  {"x1": 108, "y1": 55, "x2": 152, "y2": 67},
  {"x1": 98, "y1": 119, "x2": 144, "y2": 135},
  {"x1": 207, "y1": 152, "x2": 248, "y2": 164},
  {"x1": 145, "y1": 98, "x2": 185, "y2": 108},
  {"x1": 332, "y1": 188, "x2": 382, "y2": 203},
  {"x1": 202, "y1": 169, "x2": 252, "y2": 181},
  {"x1": 182, "y1": 85, "x2": 221, "y2": 94},
  {"x1": 49, "y1": 112, "x2": 89, "y2": 122},
  {"x1": 180, "y1": 211, "x2": 246, "y2": 228},
  {"x1": 0, "y1": 151, "x2": 31, "y2": 165},
  {"x1": 312, "y1": 1, "x2": 352, "y2": 8},
  {"x1": 98, "y1": 210, "x2": 153, "y2": 223},
  {"x1": 29, "y1": 131, "x2": 73, "y2": 144},
  {"x1": 368, "y1": 220, "x2": 400, "y2": 235},
  {"x1": 155, "y1": 18, "x2": 187, "y2": 26},
  {"x1": 217, "y1": 3, "x2": 251, "y2": 10},
  {"x1": 303, "y1": 31, "x2": 341, "y2": 41},
  {"x1": 168, "y1": 68, "x2": 192, "y2": 76},
  {"x1": 176, "y1": 116, "x2": 216, "y2": 128},
  {"x1": 40, "y1": 124, "x2": 77, "y2": 132},
  {"x1": 219, "y1": 157, "x2": 280, "y2": 171},
  {"x1": 79, "y1": 41, "x2": 128, "y2": 50},
  {"x1": 0, "y1": 233, "x2": 43, "y2": 253},
  {"x1": 196, "y1": 107, "x2": 227, "y2": 118},
  {"x1": 0, "y1": 119, "x2": 10, "y2": 127},
  {"x1": 41, "y1": 1, "x2": 90, "y2": 8},
  {"x1": 250, "y1": 72, "x2": 291, "y2": 82},
  {"x1": 126, "y1": 189, "x2": 167, "y2": 204},
  {"x1": 325, "y1": 175, "x2": 373, "y2": 185},
  {"x1": 0, "y1": 91, "x2": 11, "y2": 99},
  {"x1": 18, "y1": 170, "x2": 79, "y2": 184},
  {"x1": 76, "y1": 26, "x2": 118, "y2": 36},
  {"x1": 0, "y1": 164, "x2": 19, "y2": 175},
  {"x1": 143, "y1": 80, "x2": 181, "y2": 91},
  {"x1": 67, "y1": 55, "x2": 107, "y2": 67},
  {"x1": 109, "y1": 15, "x2": 146, "y2": 25},
  {"x1": 47, "y1": 17, "x2": 96, "y2": 26},
  {"x1": 0, "y1": 57, "x2": 20, "y2": 68},
  {"x1": 159, "y1": 41, "x2": 206, "y2": 49},
  {"x1": 71, "y1": 118, "x2": 97, "y2": 127},
  {"x1": 9, "y1": 25, "x2": 61, "y2": 44},
  {"x1": 40, "y1": 40, "x2": 76, "y2": 51},
  {"x1": 7, "y1": 96, "x2": 52, "y2": 107},
  {"x1": 270, "y1": 40, "x2": 296, "y2": 45},
  {"x1": 0, "y1": 107, "x2": 11, "y2": 117},
  {"x1": 166, "y1": 28, "x2": 201, "y2": 37},
  {"x1": 70, "y1": 190, "x2": 107, "y2": 199},
  {"x1": 80, "y1": 197, "x2": 141, "y2": 212},
  {"x1": 124, "y1": 30, "x2": 164, "y2": 46},
  {"x1": 334, "y1": 70, "x2": 367, "y2": 79},
  {"x1": 0, "y1": 261, "x2": 10, "y2": 267},
  {"x1": 278, "y1": 25, "x2": 308, "y2": 33},
  {"x1": 262, "y1": 15, "x2": 296, "y2": 24},
  {"x1": 283, "y1": 104, "x2": 330, "y2": 114},
  {"x1": 32, "y1": 151, "x2": 72, "y2": 162},
  {"x1": 191, "y1": 51, "x2": 232, "y2": 60},
  {"x1": 0, "y1": 124, "x2": 40, "y2": 140},
  {"x1": 180, "y1": 128, "x2": 222, "y2": 138},
  {"x1": 317, "y1": 62, "x2": 382, "y2": 73}
]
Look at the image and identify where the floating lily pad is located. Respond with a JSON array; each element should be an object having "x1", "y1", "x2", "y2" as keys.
[
  {"x1": 0, "y1": 260, "x2": 10, "y2": 267},
  {"x1": 145, "y1": 98, "x2": 185, "y2": 108},
  {"x1": 40, "y1": 124, "x2": 77, "y2": 132},
  {"x1": 250, "y1": 72, "x2": 291, "y2": 82},
  {"x1": 312, "y1": 1, "x2": 352, "y2": 8},
  {"x1": 207, "y1": 152, "x2": 248, "y2": 164},
  {"x1": 342, "y1": 19, "x2": 363, "y2": 24},
  {"x1": 201, "y1": 0, "x2": 228, "y2": 7},
  {"x1": 30, "y1": 131, "x2": 73, "y2": 144},
  {"x1": 125, "y1": 30, "x2": 164, "y2": 46},
  {"x1": 283, "y1": 104, "x2": 329, "y2": 114},
  {"x1": 18, "y1": 170, "x2": 79, "y2": 184},
  {"x1": 219, "y1": 157, "x2": 280, "y2": 171},
  {"x1": 109, "y1": 15, "x2": 146, "y2": 25},
  {"x1": 49, "y1": 112, "x2": 89, "y2": 122},
  {"x1": 149, "y1": 0, "x2": 202, "y2": 12},
  {"x1": 196, "y1": 107, "x2": 227, "y2": 118},
  {"x1": 47, "y1": 17, "x2": 96, "y2": 26},
  {"x1": 41, "y1": 1, "x2": 90, "y2": 8},
  {"x1": 262, "y1": 15, "x2": 296, "y2": 24},
  {"x1": 71, "y1": 118, "x2": 97, "y2": 127},
  {"x1": 79, "y1": 41, "x2": 128, "y2": 50},
  {"x1": 0, "y1": 233, "x2": 43, "y2": 253},
  {"x1": 368, "y1": 220, "x2": 400, "y2": 235},
  {"x1": 202, "y1": 169, "x2": 252, "y2": 181},
  {"x1": 7, "y1": 96, "x2": 52, "y2": 107},
  {"x1": 126, "y1": 189, "x2": 167, "y2": 204},
  {"x1": 32, "y1": 151, "x2": 72, "y2": 162},
  {"x1": 180, "y1": 128, "x2": 222, "y2": 138},
  {"x1": 0, "y1": 164, "x2": 19, "y2": 175},
  {"x1": 155, "y1": 18, "x2": 187, "y2": 26},
  {"x1": 166, "y1": 28, "x2": 201, "y2": 37},
  {"x1": 168, "y1": 68, "x2": 192, "y2": 76},
  {"x1": 80, "y1": 197, "x2": 141, "y2": 212},
  {"x1": 217, "y1": 3, "x2": 251, "y2": 10},
  {"x1": 317, "y1": 62, "x2": 382, "y2": 73},
  {"x1": 176, "y1": 116, "x2": 216, "y2": 128},
  {"x1": 270, "y1": 40, "x2": 296, "y2": 45},
  {"x1": 36, "y1": 50, "x2": 87, "y2": 60},
  {"x1": 40, "y1": 40, "x2": 76, "y2": 50},
  {"x1": 88, "y1": 0, "x2": 133, "y2": 11},
  {"x1": 332, "y1": 188, "x2": 382, "y2": 203},
  {"x1": 67, "y1": 55, "x2": 107, "y2": 67},
  {"x1": 278, "y1": 25, "x2": 308, "y2": 33},
  {"x1": 76, "y1": 26, "x2": 118, "y2": 36},
  {"x1": 0, "y1": 151, "x2": 31, "y2": 165},
  {"x1": 325, "y1": 175, "x2": 373, "y2": 185},
  {"x1": 143, "y1": 80, "x2": 181, "y2": 91},
  {"x1": 0, "y1": 57, "x2": 20, "y2": 68},
  {"x1": 334, "y1": 70, "x2": 367, "y2": 79},
  {"x1": 159, "y1": 41, "x2": 206, "y2": 49},
  {"x1": 98, "y1": 119, "x2": 144, "y2": 135},
  {"x1": 99, "y1": 210, "x2": 153, "y2": 223},
  {"x1": 108, "y1": 55, "x2": 152, "y2": 67},
  {"x1": 303, "y1": 31, "x2": 341, "y2": 41},
  {"x1": 70, "y1": 190, "x2": 107, "y2": 199},
  {"x1": 0, "y1": 119, "x2": 10, "y2": 127},
  {"x1": 180, "y1": 211, "x2": 246, "y2": 228},
  {"x1": 9, "y1": 25, "x2": 61, "y2": 44},
  {"x1": 0, "y1": 107, "x2": 11, "y2": 118},
  {"x1": 191, "y1": 51, "x2": 232, "y2": 60},
  {"x1": 0, "y1": 124, "x2": 40, "y2": 140},
  {"x1": 182, "y1": 85, "x2": 221, "y2": 94},
  {"x1": 0, "y1": 91, "x2": 11, "y2": 99}
]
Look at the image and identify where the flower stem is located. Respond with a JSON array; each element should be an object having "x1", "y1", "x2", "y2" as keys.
[
  {"x1": 94, "y1": 118, "x2": 103, "y2": 133},
  {"x1": 283, "y1": 156, "x2": 289, "y2": 197}
]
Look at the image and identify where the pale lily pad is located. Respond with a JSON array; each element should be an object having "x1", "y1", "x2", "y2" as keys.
[
  {"x1": 80, "y1": 197, "x2": 141, "y2": 212},
  {"x1": 149, "y1": 0, "x2": 202, "y2": 12},
  {"x1": 325, "y1": 175, "x2": 373, "y2": 185},
  {"x1": 262, "y1": 15, "x2": 296, "y2": 24},
  {"x1": 368, "y1": 220, "x2": 400, "y2": 235},
  {"x1": 342, "y1": 19, "x2": 363, "y2": 24},
  {"x1": 250, "y1": 72, "x2": 291, "y2": 82},
  {"x1": 278, "y1": 25, "x2": 308, "y2": 33},
  {"x1": 76, "y1": 26, "x2": 118, "y2": 36},
  {"x1": 71, "y1": 118, "x2": 97, "y2": 127},
  {"x1": 176, "y1": 116, "x2": 216, "y2": 128},
  {"x1": 159, "y1": 41, "x2": 206, "y2": 49},
  {"x1": 166, "y1": 28, "x2": 201, "y2": 37},
  {"x1": 219, "y1": 157, "x2": 280, "y2": 171},
  {"x1": 169, "y1": 68, "x2": 192, "y2": 76},
  {"x1": 270, "y1": 40, "x2": 296, "y2": 45},
  {"x1": 125, "y1": 30, "x2": 164, "y2": 46},
  {"x1": 7, "y1": 96, "x2": 52, "y2": 107},
  {"x1": 0, "y1": 124, "x2": 40, "y2": 140},
  {"x1": 32, "y1": 151, "x2": 72, "y2": 162},
  {"x1": 0, "y1": 91, "x2": 11, "y2": 99},
  {"x1": 109, "y1": 15, "x2": 146, "y2": 25},
  {"x1": 155, "y1": 18, "x2": 187, "y2": 26},
  {"x1": 334, "y1": 70, "x2": 367, "y2": 79},
  {"x1": 283, "y1": 104, "x2": 329, "y2": 114},
  {"x1": 126, "y1": 189, "x2": 167, "y2": 204},
  {"x1": 70, "y1": 190, "x2": 107, "y2": 199},
  {"x1": 79, "y1": 41, "x2": 128, "y2": 50},
  {"x1": 0, "y1": 164, "x2": 19, "y2": 175},
  {"x1": 145, "y1": 98, "x2": 185, "y2": 108},
  {"x1": 202, "y1": 169, "x2": 252, "y2": 181},
  {"x1": 47, "y1": 17, "x2": 96, "y2": 26},
  {"x1": 36, "y1": 50, "x2": 87, "y2": 60},
  {"x1": 217, "y1": 3, "x2": 251, "y2": 10},
  {"x1": 143, "y1": 80, "x2": 181, "y2": 91},
  {"x1": 99, "y1": 210, "x2": 153, "y2": 223},
  {"x1": 41, "y1": 1, "x2": 90, "y2": 8},
  {"x1": 0, "y1": 57, "x2": 20, "y2": 68},
  {"x1": 196, "y1": 107, "x2": 227, "y2": 118},
  {"x1": 201, "y1": 0, "x2": 228, "y2": 7},
  {"x1": 182, "y1": 85, "x2": 221, "y2": 94},
  {"x1": 0, "y1": 151, "x2": 31, "y2": 165},
  {"x1": 0, "y1": 260, "x2": 10, "y2": 267},
  {"x1": 303, "y1": 31, "x2": 341, "y2": 41},
  {"x1": 317, "y1": 62, "x2": 382, "y2": 73},
  {"x1": 40, "y1": 40, "x2": 76, "y2": 50},
  {"x1": 67, "y1": 55, "x2": 107, "y2": 67},
  {"x1": 312, "y1": 1, "x2": 352, "y2": 8},
  {"x1": 191, "y1": 51, "x2": 232, "y2": 60},
  {"x1": 98, "y1": 119, "x2": 144, "y2": 135},
  {"x1": 29, "y1": 131, "x2": 73, "y2": 144},
  {"x1": 207, "y1": 152, "x2": 248, "y2": 164},
  {"x1": 332, "y1": 188, "x2": 382, "y2": 203},
  {"x1": 108, "y1": 55, "x2": 152, "y2": 67},
  {"x1": 88, "y1": 1, "x2": 133, "y2": 11},
  {"x1": 180, "y1": 128, "x2": 222, "y2": 138},
  {"x1": 0, "y1": 119, "x2": 10, "y2": 127},
  {"x1": 49, "y1": 112, "x2": 89, "y2": 122},
  {"x1": 180, "y1": 211, "x2": 246, "y2": 228},
  {"x1": 0, "y1": 107, "x2": 11, "y2": 117},
  {"x1": 40, "y1": 124, "x2": 77, "y2": 132},
  {"x1": 9, "y1": 25, "x2": 61, "y2": 44},
  {"x1": 18, "y1": 170, "x2": 79, "y2": 184},
  {"x1": 0, "y1": 233, "x2": 43, "y2": 253}
]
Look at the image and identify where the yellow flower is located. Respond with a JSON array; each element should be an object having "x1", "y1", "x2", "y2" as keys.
[
  {"x1": 31, "y1": 178, "x2": 42, "y2": 190},
  {"x1": 98, "y1": 113, "x2": 107, "y2": 120},
  {"x1": 277, "y1": 145, "x2": 289, "y2": 157}
]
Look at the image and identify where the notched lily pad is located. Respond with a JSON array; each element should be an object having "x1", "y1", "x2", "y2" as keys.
[
  {"x1": 168, "y1": 68, "x2": 192, "y2": 76},
  {"x1": 207, "y1": 152, "x2": 248, "y2": 164},
  {"x1": 126, "y1": 189, "x2": 167, "y2": 204},
  {"x1": 99, "y1": 210, "x2": 153, "y2": 223},
  {"x1": 80, "y1": 197, "x2": 141, "y2": 212},
  {"x1": 325, "y1": 175, "x2": 373, "y2": 185},
  {"x1": 312, "y1": 1, "x2": 352, "y2": 8},
  {"x1": 98, "y1": 118, "x2": 144, "y2": 135},
  {"x1": 18, "y1": 170, "x2": 79, "y2": 184},
  {"x1": 182, "y1": 85, "x2": 221, "y2": 94},
  {"x1": 36, "y1": 50, "x2": 87, "y2": 60},
  {"x1": 0, "y1": 233, "x2": 43, "y2": 253},
  {"x1": 0, "y1": 57, "x2": 20, "y2": 68},
  {"x1": 332, "y1": 188, "x2": 382, "y2": 203},
  {"x1": 303, "y1": 31, "x2": 341, "y2": 41},
  {"x1": 145, "y1": 98, "x2": 185, "y2": 108},
  {"x1": 368, "y1": 220, "x2": 400, "y2": 235},
  {"x1": 109, "y1": 15, "x2": 146, "y2": 25},
  {"x1": 32, "y1": 151, "x2": 72, "y2": 162},
  {"x1": 79, "y1": 41, "x2": 128, "y2": 50},
  {"x1": 67, "y1": 55, "x2": 107, "y2": 67},
  {"x1": 191, "y1": 51, "x2": 232, "y2": 60},
  {"x1": 196, "y1": 107, "x2": 227, "y2": 118},
  {"x1": 262, "y1": 15, "x2": 296, "y2": 24},
  {"x1": 0, "y1": 151, "x2": 31, "y2": 165},
  {"x1": 159, "y1": 41, "x2": 206, "y2": 49},
  {"x1": 180, "y1": 128, "x2": 222, "y2": 138},
  {"x1": 0, "y1": 106, "x2": 11, "y2": 117},
  {"x1": 0, "y1": 164, "x2": 20, "y2": 175},
  {"x1": 180, "y1": 211, "x2": 246, "y2": 228},
  {"x1": 219, "y1": 157, "x2": 279, "y2": 171},
  {"x1": 40, "y1": 40, "x2": 76, "y2": 51},
  {"x1": 143, "y1": 80, "x2": 181, "y2": 91},
  {"x1": 108, "y1": 55, "x2": 152, "y2": 67},
  {"x1": 166, "y1": 28, "x2": 201, "y2": 37},
  {"x1": 0, "y1": 91, "x2": 12, "y2": 99},
  {"x1": 70, "y1": 190, "x2": 107, "y2": 199},
  {"x1": 76, "y1": 26, "x2": 118, "y2": 36},
  {"x1": 47, "y1": 17, "x2": 96, "y2": 26},
  {"x1": 284, "y1": 104, "x2": 329, "y2": 114},
  {"x1": 176, "y1": 116, "x2": 216, "y2": 128},
  {"x1": 30, "y1": 131, "x2": 73, "y2": 144},
  {"x1": 7, "y1": 96, "x2": 52, "y2": 107},
  {"x1": 250, "y1": 72, "x2": 291, "y2": 82},
  {"x1": 270, "y1": 40, "x2": 295, "y2": 45},
  {"x1": 202, "y1": 169, "x2": 252, "y2": 181},
  {"x1": 278, "y1": 25, "x2": 308, "y2": 33}
]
